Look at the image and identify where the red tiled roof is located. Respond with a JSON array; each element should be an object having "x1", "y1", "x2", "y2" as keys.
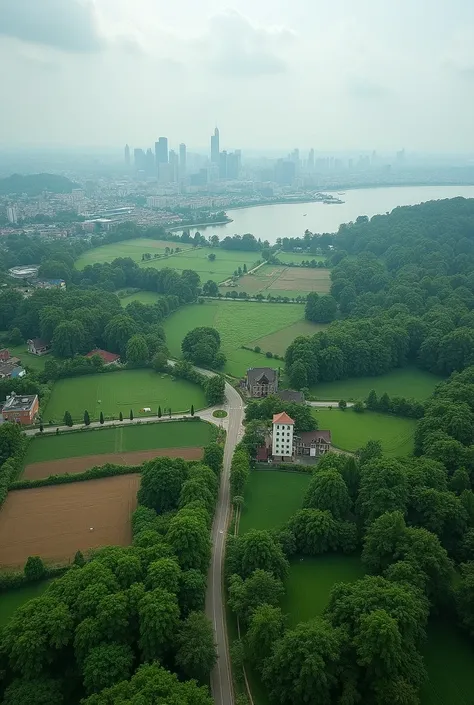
[
  {"x1": 272, "y1": 412, "x2": 295, "y2": 425},
  {"x1": 85, "y1": 348, "x2": 120, "y2": 364}
]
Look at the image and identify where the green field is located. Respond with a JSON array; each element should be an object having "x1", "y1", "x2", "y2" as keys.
[
  {"x1": 24, "y1": 420, "x2": 213, "y2": 465},
  {"x1": 163, "y1": 300, "x2": 314, "y2": 377},
  {"x1": 311, "y1": 367, "x2": 443, "y2": 402},
  {"x1": 75, "y1": 238, "x2": 173, "y2": 268},
  {"x1": 239, "y1": 470, "x2": 311, "y2": 534},
  {"x1": 0, "y1": 580, "x2": 53, "y2": 626},
  {"x1": 7, "y1": 344, "x2": 50, "y2": 371},
  {"x1": 277, "y1": 253, "x2": 327, "y2": 264},
  {"x1": 42, "y1": 370, "x2": 207, "y2": 423},
  {"x1": 142, "y1": 247, "x2": 261, "y2": 283},
  {"x1": 314, "y1": 408, "x2": 416, "y2": 456},
  {"x1": 220, "y1": 263, "x2": 331, "y2": 298},
  {"x1": 283, "y1": 555, "x2": 365, "y2": 626},
  {"x1": 421, "y1": 620, "x2": 474, "y2": 705},
  {"x1": 119, "y1": 291, "x2": 163, "y2": 306},
  {"x1": 249, "y1": 320, "x2": 328, "y2": 357}
]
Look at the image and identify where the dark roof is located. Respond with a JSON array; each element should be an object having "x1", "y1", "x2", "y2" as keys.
[
  {"x1": 256, "y1": 445, "x2": 269, "y2": 461},
  {"x1": 247, "y1": 367, "x2": 277, "y2": 385},
  {"x1": 2, "y1": 393, "x2": 37, "y2": 413},
  {"x1": 85, "y1": 349, "x2": 120, "y2": 364},
  {"x1": 28, "y1": 338, "x2": 50, "y2": 349},
  {"x1": 0, "y1": 362, "x2": 22, "y2": 377},
  {"x1": 278, "y1": 389, "x2": 304, "y2": 403},
  {"x1": 296, "y1": 430, "x2": 332, "y2": 444}
]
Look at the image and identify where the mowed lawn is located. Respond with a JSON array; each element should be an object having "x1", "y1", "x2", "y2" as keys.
[
  {"x1": 239, "y1": 470, "x2": 311, "y2": 534},
  {"x1": 75, "y1": 238, "x2": 173, "y2": 268},
  {"x1": 163, "y1": 300, "x2": 305, "y2": 376},
  {"x1": 142, "y1": 247, "x2": 261, "y2": 283},
  {"x1": 311, "y1": 367, "x2": 443, "y2": 402},
  {"x1": 314, "y1": 408, "x2": 416, "y2": 456},
  {"x1": 283, "y1": 555, "x2": 366, "y2": 626},
  {"x1": 42, "y1": 370, "x2": 207, "y2": 423},
  {"x1": 420, "y1": 620, "x2": 474, "y2": 705},
  {"x1": 119, "y1": 291, "x2": 163, "y2": 306},
  {"x1": 24, "y1": 420, "x2": 213, "y2": 464},
  {"x1": 7, "y1": 344, "x2": 51, "y2": 372},
  {"x1": 249, "y1": 320, "x2": 327, "y2": 357}
]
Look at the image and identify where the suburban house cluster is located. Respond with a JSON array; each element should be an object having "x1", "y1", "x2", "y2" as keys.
[
  {"x1": 27, "y1": 341, "x2": 120, "y2": 367},
  {"x1": 0, "y1": 349, "x2": 26, "y2": 380},
  {"x1": 244, "y1": 367, "x2": 332, "y2": 463}
]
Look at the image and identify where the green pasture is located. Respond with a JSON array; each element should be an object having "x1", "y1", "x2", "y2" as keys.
[
  {"x1": 163, "y1": 300, "x2": 307, "y2": 377},
  {"x1": 249, "y1": 319, "x2": 327, "y2": 357},
  {"x1": 311, "y1": 367, "x2": 443, "y2": 402},
  {"x1": 0, "y1": 580, "x2": 53, "y2": 626},
  {"x1": 24, "y1": 420, "x2": 213, "y2": 465},
  {"x1": 75, "y1": 238, "x2": 173, "y2": 268},
  {"x1": 314, "y1": 408, "x2": 416, "y2": 456},
  {"x1": 283, "y1": 555, "x2": 365, "y2": 626},
  {"x1": 421, "y1": 619, "x2": 474, "y2": 705},
  {"x1": 142, "y1": 247, "x2": 260, "y2": 283},
  {"x1": 239, "y1": 470, "x2": 311, "y2": 534},
  {"x1": 119, "y1": 291, "x2": 163, "y2": 306},
  {"x1": 221, "y1": 263, "x2": 331, "y2": 297},
  {"x1": 42, "y1": 370, "x2": 207, "y2": 423}
]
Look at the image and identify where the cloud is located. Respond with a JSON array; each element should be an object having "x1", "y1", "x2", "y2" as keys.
[
  {"x1": 204, "y1": 9, "x2": 296, "y2": 76},
  {"x1": 443, "y1": 27, "x2": 474, "y2": 79},
  {"x1": 0, "y1": 0, "x2": 104, "y2": 52}
]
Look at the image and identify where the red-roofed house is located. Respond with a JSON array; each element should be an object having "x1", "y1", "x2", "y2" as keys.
[
  {"x1": 0, "y1": 349, "x2": 10, "y2": 362},
  {"x1": 272, "y1": 412, "x2": 295, "y2": 459},
  {"x1": 85, "y1": 349, "x2": 121, "y2": 366},
  {"x1": 270, "y1": 410, "x2": 332, "y2": 462}
]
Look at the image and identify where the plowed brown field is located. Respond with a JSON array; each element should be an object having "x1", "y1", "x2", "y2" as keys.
[{"x1": 0, "y1": 475, "x2": 140, "y2": 568}]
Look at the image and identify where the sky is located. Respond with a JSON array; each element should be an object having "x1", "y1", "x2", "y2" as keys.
[{"x1": 0, "y1": 0, "x2": 473, "y2": 153}]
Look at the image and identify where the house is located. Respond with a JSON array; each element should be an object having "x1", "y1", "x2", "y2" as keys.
[
  {"x1": 245, "y1": 367, "x2": 278, "y2": 397},
  {"x1": 294, "y1": 430, "x2": 332, "y2": 457},
  {"x1": 1, "y1": 393, "x2": 39, "y2": 425},
  {"x1": 0, "y1": 362, "x2": 25, "y2": 379},
  {"x1": 33, "y1": 278, "x2": 66, "y2": 290},
  {"x1": 0, "y1": 349, "x2": 10, "y2": 362},
  {"x1": 277, "y1": 389, "x2": 305, "y2": 404},
  {"x1": 272, "y1": 411, "x2": 295, "y2": 460},
  {"x1": 85, "y1": 349, "x2": 120, "y2": 366},
  {"x1": 27, "y1": 338, "x2": 51, "y2": 356}
]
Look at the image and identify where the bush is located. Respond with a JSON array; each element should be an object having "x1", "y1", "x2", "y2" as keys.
[
  {"x1": 265, "y1": 352, "x2": 273, "y2": 358},
  {"x1": 353, "y1": 401, "x2": 365, "y2": 413},
  {"x1": 24, "y1": 556, "x2": 46, "y2": 581},
  {"x1": 338, "y1": 400, "x2": 347, "y2": 411}
]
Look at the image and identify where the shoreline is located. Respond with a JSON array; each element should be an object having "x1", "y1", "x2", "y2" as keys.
[{"x1": 168, "y1": 218, "x2": 233, "y2": 231}]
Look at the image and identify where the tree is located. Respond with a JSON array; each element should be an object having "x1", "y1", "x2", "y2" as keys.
[
  {"x1": 353, "y1": 400, "x2": 365, "y2": 413},
  {"x1": 228, "y1": 529, "x2": 289, "y2": 579},
  {"x1": 362, "y1": 511, "x2": 407, "y2": 574},
  {"x1": 203, "y1": 443, "x2": 224, "y2": 475},
  {"x1": 202, "y1": 280, "x2": 219, "y2": 297},
  {"x1": 158, "y1": 405, "x2": 162, "y2": 418},
  {"x1": 126, "y1": 334, "x2": 149, "y2": 366},
  {"x1": 63, "y1": 411, "x2": 73, "y2": 427},
  {"x1": 147, "y1": 558, "x2": 182, "y2": 593},
  {"x1": 24, "y1": 555, "x2": 46, "y2": 581},
  {"x1": 367, "y1": 389, "x2": 378, "y2": 409},
  {"x1": 129, "y1": 409, "x2": 134, "y2": 421},
  {"x1": 99, "y1": 411, "x2": 104, "y2": 425},
  {"x1": 288, "y1": 360, "x2": 308, "y2": 389},
  {"x1": 52, "y1": 320, "x2": 86, "y2": 358},
  {"x1": 303, "y1": 469, "x2": 352, "y2": 519},
  {"x1": 84, "y1": 410, "x2": 91, "y2": 426},
  {"x1": 167, "y1": 509, "x2": 210, "y2": 572},
  {"x1": 357, "y1": 439, "x2": 383, "y2": 465},
  {"x1": 246, "y1": 604, "x2": 285, "y2": 666},
  {"x1": 450, "y1": 467, "x2": 471, "y2": 494},
  {"x1": 175, "y1": 611, "x2": 217, "y2": 683},
  {"x1": 181, "y1": 327, "x2": 223, "y2": 367},
  {"x1": 83, "y1": 643, "x2": 134, "y2": 694},
  {"x1": 191, "y1": 404, "x2": 194, "y2": 416},
  {"x1": 153, "y1": 352, "x2": 169, "y2": 372},
  {"x1": 179, "y1": 569, "x2": 207, "y2": 616},
  {"x1": 263, "y1": 618, "x2": 343, "y2": 705},
  {"x1": 39, "y1": 422, "x2": 44, "y2": 433},
  {"x1": 228, "y1": 569, "x2": 284, "y2": 622},
  {"x1": 104, "y1": 314, "x2": 138, "y2": 356},
  {"x1": 288, "y1": 509, "x2": 340, "y2": 555},
  {"x1": 119, "y1": 411, "x2": 123, "y2": 422},
  {"x1": 338, "y1": 399, "x2": 347, "y2": 411},
  {"x1": 39, "y1": 306, "x2": 64, "y2": 342},
  {"x1": 208, "y1": 253, "x2": 216, "y2": 262},
  {"x1": 8, "y1": 327, "x2": 23, "y2": 346},
  {"x1": 138, "y1": 588, "x2": 180, "y2": 661},
  {"x1": 455, "y1": 562, "x2": 474, "y2": 636},
  {"x1": 205, "y1": 375, "x2": 225, "y2": 405},
  {"x1": 138, "y1": 457, "x2": 188, "y2": 513},
  {"x1": 74, "y1": 550, "x2": 85, "y2": 567},
  {"x1": 305, "y1": 292, "x2": 338, "y2": 323},
  {"x1": 357, "y1": 458, "x2": 409, "y2": 524},
  {"x1": 3, "y1": 677, "x2": 63, "y2": 705}
]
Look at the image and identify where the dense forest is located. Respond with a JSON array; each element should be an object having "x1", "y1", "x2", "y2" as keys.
[
  {"x1": 0, "y1": 173, "x2": 78, "y2": 196},
  {"x1": 287, "y1": 198, "x2": 474, "y2": 389}
]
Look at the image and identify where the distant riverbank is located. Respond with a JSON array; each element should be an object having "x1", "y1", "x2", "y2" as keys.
[{"x1": 168, "y1": 218, "x2": 233, "y2": 231}]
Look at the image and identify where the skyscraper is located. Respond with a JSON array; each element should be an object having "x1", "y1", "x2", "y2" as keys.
[
  {"x1": 226, "y1": 152, "x2": 240, "y2": 180},
  {"x1": 211, "y1": 127, "x2": 220, "y2": 164},
  {"x1": 124, "y1": 144, "x2": 130, "y2": 166},
  {"x1": 308, "y1": 148, "x2": 315, "y2": 171},
  {"x1": 6, "y1": 205, "x2": 18, "y2": 224},
  {"x1": 145, "y1": 148, "x2": 155, "y2": 176},
  {"x1": 133, "y1": 148, "x2": 147, "y2": 172},
  {"x1": 179, "y1": 143, "x2": 187, "y2": 178},
  {"x1": 155, "y1": 137, "x2": 168, "y2": 165},
  {"x1": 169, "y1": 150, "x2": 179, "y2": 182},
  {"x1": 219, "y1": 150, "x2": 227, "y2": 179}
]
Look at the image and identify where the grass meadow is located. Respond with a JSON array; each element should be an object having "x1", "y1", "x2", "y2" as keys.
[
  {"x1": 220, "y1": 263, "x2": 331, "y2": 298},
  {"x1": 42, "y1": 370, "x2": 206, "y2": 423},
  {"x1": 163, "y1": 300, "x2": 314, "y2": 376},
  {"x1": 8, "y1": 344, "x2": 50, "y2": 371},
  {"x1": 249, "y1": 319, "x2": 328, "y2": 357},
  {"x1": 119, "y1": 291, "x2": 163, "y2": 306},
  {"x1": 314, "y1": 408, "x2": 416, "y2": 456},
  {"x1": 311, "y1": 366, "x2": 443, "y2": 402},
  {"x1": 24, "y1": 420, "x2": 213, "y2": 464},
  {"x1": 76, "y1": 238, "x2": 173, "y2": 268}
]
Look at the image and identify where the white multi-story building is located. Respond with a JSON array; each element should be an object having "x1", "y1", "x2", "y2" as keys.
[
  {"x1": 272, "y1": 412, "x2": 295, "y2": 458},
  {"x1": 6, "y1": 205, "x2": 18, "y2": 224}
]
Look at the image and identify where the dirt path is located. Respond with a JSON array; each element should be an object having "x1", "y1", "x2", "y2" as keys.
[{"x1": 23, "y1": 447, "x2": 204, "y2": 479}]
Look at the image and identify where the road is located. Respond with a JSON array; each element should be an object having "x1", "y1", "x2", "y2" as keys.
[{"x1": 206, "y1": 380, "x2": 244, "y2": 705}]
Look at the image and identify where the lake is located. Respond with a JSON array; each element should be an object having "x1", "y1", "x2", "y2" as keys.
[{"x1": 188, "y1": 185, "x2": 474, "y2": 244}]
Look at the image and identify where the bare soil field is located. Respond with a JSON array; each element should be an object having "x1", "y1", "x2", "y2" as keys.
[
  {"x1": 0, "y1": 475, "x2": 140, "y2": 568},
  {"x1": 23, "y1": 446, "x2": 203, "y2": 480}
]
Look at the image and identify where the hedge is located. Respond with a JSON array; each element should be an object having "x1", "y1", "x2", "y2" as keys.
[
  {"x1": 0, "y1": 433, "x2": 29, "y2": 508},
  {"x1": 0, "y1": 564, "x2": 68, "y2": 593},
  {"x1": 10, "y1": 462, "x2": 142, "y2": 490}
]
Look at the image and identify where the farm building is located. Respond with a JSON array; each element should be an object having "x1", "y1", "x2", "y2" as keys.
[
  {"x1": 85, "y1": 349, "x2": 121, "y2": 366},
  {"x1": 257, "y1": 411, "x2": 331, "y2": 463},
  {"x1": 245, "y1": 367, "x2": 278, "y2": 397},
  {"x1": 27, "y1": 338, "x2": 51, "y2": 356}
]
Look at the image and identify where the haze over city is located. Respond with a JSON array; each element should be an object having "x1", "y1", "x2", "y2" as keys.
[{"x1": 1, "y1": 0, "x2": 474, "y2": 152}]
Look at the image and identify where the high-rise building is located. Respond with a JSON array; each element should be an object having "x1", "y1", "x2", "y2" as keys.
[
  {"x1": 124, "y1": 144, "x2": 130, "y2": 166},
  {"x1": 169, "y1": 150, "x2": 179, "y2": 182},
  {"x1": 275, "y1": 159, "x2": 296, "y2": 185},
  {"x1": 211, "y1": 127, "x2": 220, "y2": 164},
  {"x1": 145, "y1": 148, "x2": 155, "y2": 176},
  {"x1": 6, "y1": 205, "x2": 18, "y2": 224},
  {"x1": 226, "y1": 152, "x2": 240, "y2": 180},
  {"x1": 155, "y1": 137, "x2": 168, "y2": 165},
  {"x1": 179, "y1": 143, "x2": 187, "y2": 178},
  {"x1": 308, "y1": 148, "x2": 315, "y2": 170},
  {"x1": 219, "y1": 150, "x2": 227, "y2": 179},
  {"x1": 134, "y1": 148, "x2": 147, "y2": 172}
]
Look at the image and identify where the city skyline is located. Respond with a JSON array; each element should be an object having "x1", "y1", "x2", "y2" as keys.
[{"x1": 0, "y1": 1, "x2": 473, "y2": 152}]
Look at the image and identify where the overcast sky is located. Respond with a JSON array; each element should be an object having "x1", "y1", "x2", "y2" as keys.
[{"x1": 0, "y1": 0, "x2": 473, "y2": 153}]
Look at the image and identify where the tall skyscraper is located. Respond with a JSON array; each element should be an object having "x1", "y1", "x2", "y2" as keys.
[
  {"x1": 6, "y1": 205, "x2": 18, "y2": 224},
  {"x1": 155, "y1": 137, "x2": 169, "y2": 165},
  {"x1": 169, "y1": 150, "x2": 179, "y2": 182},
  {"x1": 211, "y1": 127, "x2": 220, "y2": 164},
  {"x1": 219, "y1": 150, "x2": 227, "y2": 179},
  {"x1": 226, "y1": 152, "x2": 240, "y2": 180},
  {"x1": 179, "y1": 143, "x2": 187, "y2": 177},
  {"x1": 145, "y1": 148, "x2": 155, "y2": 176},
  {"x1": 308, "y1": 148, "x2": 315, "y2": 170},
  {"x1": 124, "y1": 144, "x2": 130, "y2": 166},
  {"x1": 133, "y1": 148, "x2": 146, "y2": 172}
]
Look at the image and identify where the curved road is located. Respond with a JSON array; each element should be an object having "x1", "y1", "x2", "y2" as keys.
[{"x1": 206, "y1": 381, "x2": 244, "y2": 705}]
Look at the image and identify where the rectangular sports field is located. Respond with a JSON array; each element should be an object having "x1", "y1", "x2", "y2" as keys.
[
  {"x1": 310, "y1": 367, "x2": 443, "y2": 402},
  {"x1": 313, "y1": 408, "x2": 416, "y2": 456},
  {"x1": 220, "y1": 264, "x2": 331, "y2": 298},
  {"x1": 75, "y1": 238, "x2": 173, "y2": 268},
  {"x1": 239, "y1": 470, "x2": 311, "y2": 534},
  {"x1": 0, "y1": 475, "x2": 140, "y2": 568},
  {"x1": 163, "y1": 300, "x2": 316, "y2": 376},
  {"x1": 42, "y1": 370, "x2": 206, "y2": 423}
]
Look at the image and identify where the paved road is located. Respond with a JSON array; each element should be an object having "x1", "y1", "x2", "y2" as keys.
[
  {"x1": 308, "y1": 400, "x2": 354, "y2": 407},
  {"x1": 206, "y1": 380, "x2": 244, "y2": 705}
]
